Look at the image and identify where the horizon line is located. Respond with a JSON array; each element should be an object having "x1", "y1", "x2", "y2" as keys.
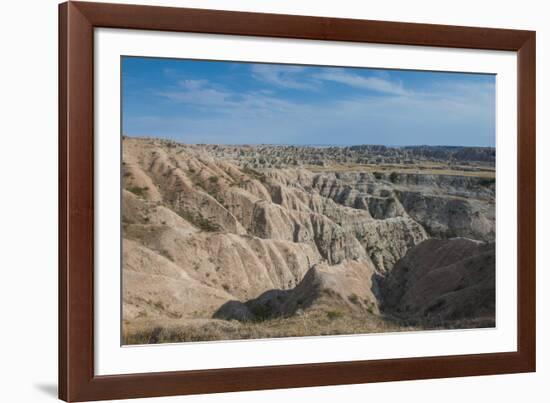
[{"x1": 123, "y1": 134, "x2": 496, "y2": 149}]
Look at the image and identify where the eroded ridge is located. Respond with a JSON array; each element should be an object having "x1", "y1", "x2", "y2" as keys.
[{"x1": 122, "y1": 137, "x2": 495, "y2": 344}]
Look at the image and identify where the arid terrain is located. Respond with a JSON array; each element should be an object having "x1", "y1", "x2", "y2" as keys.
[{"x1": 122, "y1": 137, "x2": 495, "y2": 344}]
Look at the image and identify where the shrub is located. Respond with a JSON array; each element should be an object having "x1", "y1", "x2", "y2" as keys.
[
  {"x1": 177, "y1": 209, "x2": 220, "y2": 232},
  {"x1": 348, "y1": 293, "x2": 360, "y2": 305},
  {"x1": 241, "y1": 166, "x2": 267, "y2": 183},
  {"x1": 127, "y1": 186, "x2": 149, "y2": 198},
  {"x1": 479, "y1": 177, "x2": 495, "y2": 187},
  {"x1": 326, "y1": 310, "x2": 343, "y2": 320},
  {"x1": 158, "y1": 249, "x2": 173, "y2": 261},
  {"x1": 250, "y1": 304, "x2": 272, "y2": 322}
]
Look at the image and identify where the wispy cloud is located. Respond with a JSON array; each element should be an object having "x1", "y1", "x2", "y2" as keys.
[
  {"x1": 123, "y1": 58, "x2": 495, "y2": 147},
  {"x1": 251, "y1": 65, "x2": 412, "y2": 96},
  {"x1": 134, "y1": 77, "x2": 494, "y2": 147},
  {"x1": 158, "y1": 79, "x2": 231, "y2": 107},
  {"x1": 251, "y1": 64, "x2": 317, "y2": 90},
  {"x1": 156, "y1": 79, "x2": 294, "y2": 116},
  {"x1": 178, "y1": 79, "x2": 209, "y2": 90},
  {"x1": 314, "y1": 69, "x2": 409, "y2": 96},
  {"x1": 428, "y1": 81, "x2": 495, "y2": 104}
]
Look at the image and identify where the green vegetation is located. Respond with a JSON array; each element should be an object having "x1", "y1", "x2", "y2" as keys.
[
  {"x1": 241, "y1": 166, "x2": 268, "y2": 184},
  {"x1": 348, "y1": 293, "x2": 360, "y2": 305},
  {"x1": 479, "y1": 177, "x2": 496, "y2": 187},
  {"x1": 152, "y1": 300, "x2": 166, "y2": 311},
  {"x1": 250, "y1": 304, "x2": 272, "y2": 322},
  {"x1": 326, "y1": 310, "x2": 344, "y2": 320},
  {"x1": 364, "y1": 301, "x2": 376, "y2": 314},
  {"x1": 158, "y1": 249, "x2": 174, "y2": 262},
  {"x1": 127, "y1": 186, "x2": 149, "y2": 198},
  {"x1": 177, "y1": 209, "x2": 220, "y2": 232},
  {"x1": 186, "y1": 171, "x2": 226, "y2": 204}
]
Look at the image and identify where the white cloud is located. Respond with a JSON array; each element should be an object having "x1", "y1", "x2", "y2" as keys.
[
  {"x1": 156, "y1": 79, "x2": 295, "y2": 116},
  {"x1": 428, "y1": 80, "x2": 495, "y2": 104},
  {"x1": 178, "y1": 79, "x2": 209, "y2": 90},
  {"x1": 158, "y1": 86, "x2": 230, "y2": 107},
  {"x1": 314, "y1": 69, "x2": 409, "y2": 96},
  {"x1": 134, "y1": 81, "x2": 494, "y2": 147},
  {"x1": 142, "y1": 68, "x2": 495, "y2": 147},
  {"x1": 251, "y1": 64, "x2": 317, "y2": 90}
]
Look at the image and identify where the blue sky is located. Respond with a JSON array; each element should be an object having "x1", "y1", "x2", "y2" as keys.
[{"x1": 122, "y1": 57, "x2": 496, "y2": 147}]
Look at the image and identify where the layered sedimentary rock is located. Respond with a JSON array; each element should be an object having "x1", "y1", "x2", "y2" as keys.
[{"x1": 122, "y1": 137, "x2": 496, "y2": 341}]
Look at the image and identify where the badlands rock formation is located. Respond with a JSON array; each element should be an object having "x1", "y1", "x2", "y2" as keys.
[
  {"x1": 377, "y1": 238, "x2": 495, "y2": 327},
  {"x1": 122, "y1": 137, "x2": 496, "y2": 343}
]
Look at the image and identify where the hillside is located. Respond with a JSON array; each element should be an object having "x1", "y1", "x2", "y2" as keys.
[{"x1": 122, "y1": 137, "x2": 496, "y2": 344}]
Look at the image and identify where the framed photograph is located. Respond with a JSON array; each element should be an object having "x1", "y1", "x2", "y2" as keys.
[{"x1": 59, "y1": 1, "x2": 536, "y2": 401}]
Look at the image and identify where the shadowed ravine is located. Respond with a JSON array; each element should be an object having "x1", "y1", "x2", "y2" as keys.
[{"x1": 213, "y1": 238, "x2": 495, "y2": 328}]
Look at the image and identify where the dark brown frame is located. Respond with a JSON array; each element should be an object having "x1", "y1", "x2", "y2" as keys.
[{"x1": 59, "y1": 1, "x2": 536, "y2": 401}]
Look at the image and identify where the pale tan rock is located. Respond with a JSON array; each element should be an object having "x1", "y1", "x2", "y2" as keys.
[{"x1": 121, "y1": 137, "x2": 495, "y2": 337}]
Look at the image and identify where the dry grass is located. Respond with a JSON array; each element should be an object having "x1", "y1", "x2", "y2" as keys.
[
  {"x1": 122, "y1": 308, "x2": 418, "y2": 345},
  {"x1": 123, "y1": 311, "x2": 495, "y2": 345},
  {"x1": 305, "y1": 162, "x2": 495, "y2": 178},
  {"x1": 127, "y1": 185, "x2": 149, "y2": 198}
]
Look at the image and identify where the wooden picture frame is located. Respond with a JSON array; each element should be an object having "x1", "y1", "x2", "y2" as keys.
[{"x1": 59, "y1": 1, "x2": 536, "y2": 401}]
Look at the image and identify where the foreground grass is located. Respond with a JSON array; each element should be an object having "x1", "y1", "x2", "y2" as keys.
[{"x1": 122, "y1": 309, "x2": 420, "y2": 345}]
